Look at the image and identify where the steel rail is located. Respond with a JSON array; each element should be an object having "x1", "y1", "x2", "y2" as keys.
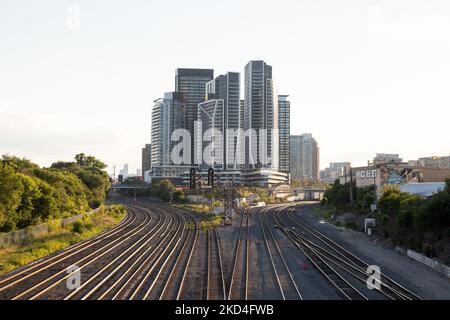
[
  {"x1": 174, "y1": 227, "x2": 198, "y2": 300},
  {"x1": 158, "y1": 210, "x2": 197, "y2": 300},
  {"x1": 272, "y1": 207, "x2": 368, "y2": 300},
  {"x1": 14, "y1": 206, "x2": 157, "y2": 300},
  {"x1": 106, "y1": 207, "x2": 177, "y2": 300},
  {"x1": 227, "y1": 209, "x2": 249, "y2": 300},
  {"x1": 206, "y1": 228, "x2": 226, "y2": 300},
  {"x1": 141, "y1": 208, "x2": 191, "y2": 300},
  {"x1": 0, "y1": 208, "x2": 136, "y2": 290},
  {"x1": 260, "y1": 208, "x2": 302, "y2": 300},
  {"x1": 285, "y1": 205, "x2": 422, "y2": 300},
  {"x1": 128, "y1": 211, "x2": 184, "y2": 300},
  {"x1": 258, "y1": 208, "x2": 286, "y2": 300},
  {"x1": 73, "y1": 207, "x2": 176, "y2": 300}
]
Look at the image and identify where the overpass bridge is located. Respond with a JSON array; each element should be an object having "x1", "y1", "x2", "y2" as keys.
[
  {"x1": 270, "y1": 183, "x2": 326, "y2": 200},
  {"x1": 292, "y1": 188, "x2": 326, "y2": 200},
  {"x1": 108, "y1": 184, "x2": 151, "y2": 201},
  {"x1": 109, "y1": 185, "x2": 151, "y2": 190}
]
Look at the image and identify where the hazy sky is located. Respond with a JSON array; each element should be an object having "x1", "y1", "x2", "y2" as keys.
[{"x1": 1, "y1": 0, "x2": 450, "y2": 174}]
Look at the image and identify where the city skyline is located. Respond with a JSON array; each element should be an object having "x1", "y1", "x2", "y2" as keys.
[{"x1": 2, "y1": 1, "x2": 450, "y2": 174}]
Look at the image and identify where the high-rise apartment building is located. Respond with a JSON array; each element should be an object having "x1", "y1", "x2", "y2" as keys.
[
  {"x1": 290, "y1": 134, "x2": 319, "y2": 180},
  {"x1": 244, "y1": 60, "x2": 278, "y2": 169},
  {"x1": 148, "y1": 63, "x2": 290, "y2": 186},
  {"x1": 320, "y1": 162, "x2": 351, "y2": 183},
  {"x1": 119, "y1": 164, "x2": 129, "y2": 179},
  {"x1": 197, "y1": 99, "x2": 225, "y2": 169},
  {"x1": 240, "y1": 99, "x2": 244, "y2": 131},
  {"x1": 141, "y1": 143, "x2": 152, "y2": 177},
  {"x1": 175, "y1": 68, "x2": 214, "y2": 162},
  {"x1": 278, "y1": 95, "x2": 290, "y2": 173},
  {"x1": 201, "y1": 72, "x2": 243, "y2": 169},
  {"x1": 209, "y1": 73, "x2": 240, "y2": 134},
  {"x1": 151, "y1": 92, "x2": 187, "y2": 167},
  {"x1": 151, "y1": 98, "x2": 171, "y2": 168},
  {"x1": 150, "y1": 92, "x2": 192, "y2": 180}
]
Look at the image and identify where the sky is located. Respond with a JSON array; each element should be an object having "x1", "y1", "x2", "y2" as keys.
[{"x1": 1, "y1": 0, "x2": 450, "y2": 175}]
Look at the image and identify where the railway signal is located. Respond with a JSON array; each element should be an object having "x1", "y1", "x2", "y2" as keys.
[
  {"x1": 189, "y1": 168, "x2": 196, "y2": 189},
  {"x1": 207, "y1": 168, "x2": 214, "y2": 187}
]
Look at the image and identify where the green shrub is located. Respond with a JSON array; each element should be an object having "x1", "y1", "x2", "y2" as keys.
[
  {"x1": 72, "y1": 220, "x2": 84, "y2": 234},
  {"x1": 377, "y1": 181, "x2": 450, "y2": 250},
  {"x1": 345, "y1": 222, "x2": 359, "y2": 231},
  {"x1": 0, "y1": 153, "x2": 109, "y2": 232}
]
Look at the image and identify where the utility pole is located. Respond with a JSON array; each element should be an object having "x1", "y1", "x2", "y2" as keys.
[
  {"x1": 349, "y1": 167, "x2": 354, "y2": 204},
  {"x1": 373, "y1": 164, "x2": 377, "y2": 194},
  {"x1": 344, "y1": 166, "x2": 348, "y2": 184},
  {"x1": 228, "y1": 176, "x2": 232, "y2": 213}
]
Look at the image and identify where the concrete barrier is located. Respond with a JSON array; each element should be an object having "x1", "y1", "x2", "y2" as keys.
[
  {"x1": 407, "y1": 249, "x2": 450, "y2": 279},
  {"x1": 0, "y1": 209, "x2": 97, "y2": 248}
]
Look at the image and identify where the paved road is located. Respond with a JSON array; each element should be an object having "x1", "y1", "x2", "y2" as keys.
[{"x1": 292, "y1": 203, "x2": 450, "y2": 299}]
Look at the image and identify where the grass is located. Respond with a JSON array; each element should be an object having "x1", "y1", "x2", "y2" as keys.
[
  {"x1": 187, "y1": 215, "x2": 222, "y2": 231},
  {"x1": 0, "y1": 204, "x2": 126, "y2": 275},
  {"x1": 173, "y1": 203, "x2": 210, "y2": 215},
  {"x1": 312, "y1": 206, "x2": 361, "y2": 231},
  {"x1": 174, "y1": 204, "x2": 223, "y2": 231},
  {"x1": 311, "y1": 205, "x2": 335, "y2": 219},
  {"x1": 198, "y1": 215, "x2": 222, "y2": 231}
]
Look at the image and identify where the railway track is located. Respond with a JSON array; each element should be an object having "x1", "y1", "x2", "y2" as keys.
[
  {"x1": 105, "y1": 205, "x2": 199, "y2": 300},
  {"x1": 0, "y1": 203, "x2": 203, "y2": 300},
  {"x1": 126, "y1": 208, "x2": 186, "y2": 300},
  {"x1": 87, "y1": 204, "x2": 198, "y2": 300},
  {"x1": 1, "y1": 198, "x2": 422, "y2": 301},
  {"x1": 0, "y1": 207, "x2": 137, "y2": 293},
  {"x1": 282, "y1": 205, "x2": 422, "y2": 300},
  {"x1": 206, "y1": 229, "x2": 226, "y2": 300},
  {"x1": 158, "y1": 217, "x2": 198, "y2": 300},
  {"x1": 270, "y1": 206, "x2": 368, "y2": 300},
  {"x1": 25, "y1": 206, "x2": 161, "y2": 300},
  {"x1": 169, "y1": 206, "x2": 206, "y2": 300},
  {"x1": 0, "y1": 206, "x2": 158, "y2": 300},
  {"x1": 65, "y1": 205, "x2": 179, "y2": 300},
  {"x1": 228, "y1": 210, "x2": 249, "y2": 300},
  {"x1": 258, "y1": 208, "x2": 302, "y2": 300},
  {"x1": 266, "y1": 204, "x2": 422, "y2": 300}
]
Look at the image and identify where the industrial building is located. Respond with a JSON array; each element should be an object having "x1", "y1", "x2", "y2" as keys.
[{"x1": 343, "y1": 162, "x2": 450, "y2": 194}]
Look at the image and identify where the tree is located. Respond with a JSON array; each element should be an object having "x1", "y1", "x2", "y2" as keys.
[
  {"x1": 173, "y1": 189, "x2": 186, "y2": 203},
  {"x1": 0, "y1": 154, "x2": 109, "y2": 232},
  {"x1": 75, "y1": 153, "x2": 86, "y2": 167},
  {"x1": 33, "y1": 168, "x2": 90, "y2": 216},
  {"x1": 75, "y1": 153, "x2": 106, "y2": 169},
  {"x1": 421, "y1": 189, "x2": 450, "y2": 234},
  {"x1": 152, "y1": 179, "x2": 175, "y2": 202},
  {"x1": 51, "y1": 155, "x2": 110, "y2": 208},
  {"x1": 322, "y1": 180, "x2": 351, "y2": 209},
  {"x1": 378, "y1": 188, "x2": 425, "y2": 245},
  {"x1": 33, "y1": 180, "x2": 58, "y2": 222},
  {"x1": 0, "y1": 163, "x2": 24, "y2": 231},
  {"x1": 356, "y1": 186, "x2": 377, "y2": 211},
  {"x1": 291, "y1": 178, "x2": 328, "y2": 189},
  {"x1": 322, "y1": 180, "x2": 376, "y2": 214},
  {"x1": 14, "y1": 174, "x2": 42, "y2": 229}
]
